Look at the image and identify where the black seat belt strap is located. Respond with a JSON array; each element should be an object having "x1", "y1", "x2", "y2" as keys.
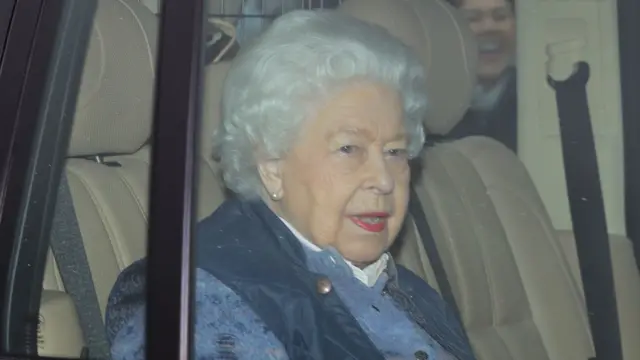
[
  {"x1": 408, "y1": 187, "x2": 468, "y2": 336},
  {"x1": 50, "y1": 174, "x2": 111, "y2": 359},
  {"x1": 548, "y1": 61, "x2": 623, "y2": 360}
]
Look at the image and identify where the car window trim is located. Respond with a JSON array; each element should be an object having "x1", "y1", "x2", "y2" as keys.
[
  {"x1": 618, "y1": 0, "x2": 640, "y2": 270},
  {"x1": 0, "y1": 0, "x2": 16, "y2": 60},
  {"x1": 0, "y1": 0, "x2": 43, "y2": 204},
  {"x1": 145, "y1": 0, "x2": 205, "y2": 358},
  {"x1": 0, "y1": 0, "x2": 43, "y2": 353},
  {"x1": 0, "y1": 0, "x2": 96, "y2": 356}
]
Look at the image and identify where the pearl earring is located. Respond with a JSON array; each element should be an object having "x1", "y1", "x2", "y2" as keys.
[{"x1": 271, "y1": 192, "x2": 279, "y2": 200}]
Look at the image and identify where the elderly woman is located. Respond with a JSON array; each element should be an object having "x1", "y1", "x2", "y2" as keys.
[{"x1": 106, "y1": 9, "x2": 474, "y2": 360}]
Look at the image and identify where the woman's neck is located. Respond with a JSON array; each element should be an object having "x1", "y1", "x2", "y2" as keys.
[{"x1": 277, "y1": 216, "x2": 389, "y2": 287}]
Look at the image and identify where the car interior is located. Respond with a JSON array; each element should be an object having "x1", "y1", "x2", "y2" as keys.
[{"x1": 34, "y1": 0, "x2": 640, "y2": 359}]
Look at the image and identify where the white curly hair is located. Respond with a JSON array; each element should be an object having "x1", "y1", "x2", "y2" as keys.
[{"x1": 214, "y1": 9, "x2": 429, "y2": 199}]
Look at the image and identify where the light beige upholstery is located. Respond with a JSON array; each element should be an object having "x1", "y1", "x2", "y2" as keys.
[
  {"x1": 408, "y1": 137, "x2": 594, "y2": 360},
  {"x1": 61, "y1": 0, "x2": 157, "y2": 306},
  {"x1": 68, "y1": 1, "x2": 157, "y2": 157},
  {"x1": 38, "y1": 290, "x2": 85, "y2": 357},
  {"x1": 556, "y1": 230, "x2": 640, "y2": 360}
]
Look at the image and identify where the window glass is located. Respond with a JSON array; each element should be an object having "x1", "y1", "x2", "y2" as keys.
[
  {"x1": 181, "y1": 0, "x2": 637, "y2": 359},
  {"x1": 4, "y1": 0, "x2": 633, "y2": 360},
  {"x1": 1, "y1": 0, "x2": 159, "y2": 358}
]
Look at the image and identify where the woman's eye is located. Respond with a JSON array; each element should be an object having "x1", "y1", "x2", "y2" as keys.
[
  {"x1": 386, "y1": 148, "x2": 409, "y2": 158},
  {"x1": 339, "y1": 145, "x2": 358, "y2": 154}
]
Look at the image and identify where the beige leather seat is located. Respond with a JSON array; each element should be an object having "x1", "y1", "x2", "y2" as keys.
[{"x1": 340, "y1": 0, "x2": 640, "y2": 359}]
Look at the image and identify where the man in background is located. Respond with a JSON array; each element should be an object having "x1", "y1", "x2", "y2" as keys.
[{"x1": 447, "y1": 0, "x2": 518, "y2": 152}]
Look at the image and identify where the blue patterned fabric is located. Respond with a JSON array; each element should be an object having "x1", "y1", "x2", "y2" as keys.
[
  {"x1": 105, "y1": 199, "x2": 475, "y2": 360},
  {"x1": 109, "y1": 267, "x2": 289, "y2": 360},
  {"x1": 302, "y1": 247, "x2": 445, "y2": 359}
]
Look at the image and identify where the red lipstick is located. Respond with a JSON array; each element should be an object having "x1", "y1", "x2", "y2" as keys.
[{"x1": 349, "y1": 212, "x2": 389, "y2": 233}]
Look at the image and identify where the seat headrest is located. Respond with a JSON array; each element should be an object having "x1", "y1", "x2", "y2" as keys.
[
  {"x1": 68, "y1": 0, "x2": 158, "y2": 157},
  {"x1": 338, "y1": 0, "x2": 478, "y2": 135},
  {"x1": 201, "y1": 61, "x2": 232, "y2": 158}
]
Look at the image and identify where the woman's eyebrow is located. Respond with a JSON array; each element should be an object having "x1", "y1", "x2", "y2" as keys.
[
  {"x1": 327, "y1": 127, "x2": 369, "y2": 140},
  {"x1": 391, "y1": 133, "x2": 408, "y2": 142}
]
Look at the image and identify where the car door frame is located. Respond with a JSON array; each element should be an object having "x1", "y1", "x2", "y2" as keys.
[
  {"x1": 0, "y1": 0, "x2": 635, "y2": 359},
  {"x1": 144, "y1": 0, "x2": 205, "y2": 358},
  {"x1": 618, "y1": 0, "x2": 640, "y2": 269},
  {"x1": 0, "y1": 0, "x2": 97, "y2": 356},
  {"x1": 0, "y1": 0, "x2": 205, "y2": 358}
]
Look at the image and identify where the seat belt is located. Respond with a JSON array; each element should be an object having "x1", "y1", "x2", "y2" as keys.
[
  {"x1": 548, "y1": 61, "x2": 623, "y2": 360},
  {"x1": 50, "y1": 174, "x2": 111, "y2": 359},
  {"x1": 408, "y1": 186, "x2": 468, "y2": 339}
]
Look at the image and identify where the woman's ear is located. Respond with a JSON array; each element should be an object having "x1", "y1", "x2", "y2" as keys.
[{"x1": 257, "y1": 159, "x2": 284, "y2": 200}]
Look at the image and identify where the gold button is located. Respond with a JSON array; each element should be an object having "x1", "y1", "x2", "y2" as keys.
[
  {"x1": 316, "y1": 277, "x2": 332, "y2": 294},
  {"x1": 414, "y1": 350, "x2": 429, "y2": 360}
]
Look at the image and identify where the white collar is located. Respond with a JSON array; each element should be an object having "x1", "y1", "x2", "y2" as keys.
[{"x1": 278, "y1": 217, "x2": 388, "y2": 287}]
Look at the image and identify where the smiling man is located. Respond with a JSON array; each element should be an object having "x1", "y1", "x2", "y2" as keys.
[{"x1": 447, "y1": 0, "x2": 518, "y2": 152}]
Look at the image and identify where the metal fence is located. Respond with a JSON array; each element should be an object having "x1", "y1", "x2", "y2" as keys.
[{"x1": 205, "y1": 0, "x2": 344, "y2": 61}]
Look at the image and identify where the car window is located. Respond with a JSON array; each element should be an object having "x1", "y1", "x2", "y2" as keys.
[
  {"x1": 0, "y1": 1, "x2": 100, "y2": 357},
  {"x1": 0, "y1": 0, "x2": 160, "y2": 358},
  {"x1": 185, "y1": 1, "x2": 638, "y2": 360},
  {"x1": 0, "y1": 0, "x2": 638, "y2": 360}
]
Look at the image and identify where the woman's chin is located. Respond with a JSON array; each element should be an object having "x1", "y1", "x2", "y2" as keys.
[{"x1": 340, "y1": 245, "x2": 386, "y2": 267}]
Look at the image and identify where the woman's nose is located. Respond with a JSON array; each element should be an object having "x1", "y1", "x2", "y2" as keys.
[{"x1": 365, "y1": 156, "x2": 394, "y2": 194}]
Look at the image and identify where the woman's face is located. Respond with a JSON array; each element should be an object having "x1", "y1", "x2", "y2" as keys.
[
  {"x1": 460, "y1": 0, "x2": 516, "y2": 84},
  {"x1": 259, "y1": 82, "x2": 411, "y2": 267}
]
